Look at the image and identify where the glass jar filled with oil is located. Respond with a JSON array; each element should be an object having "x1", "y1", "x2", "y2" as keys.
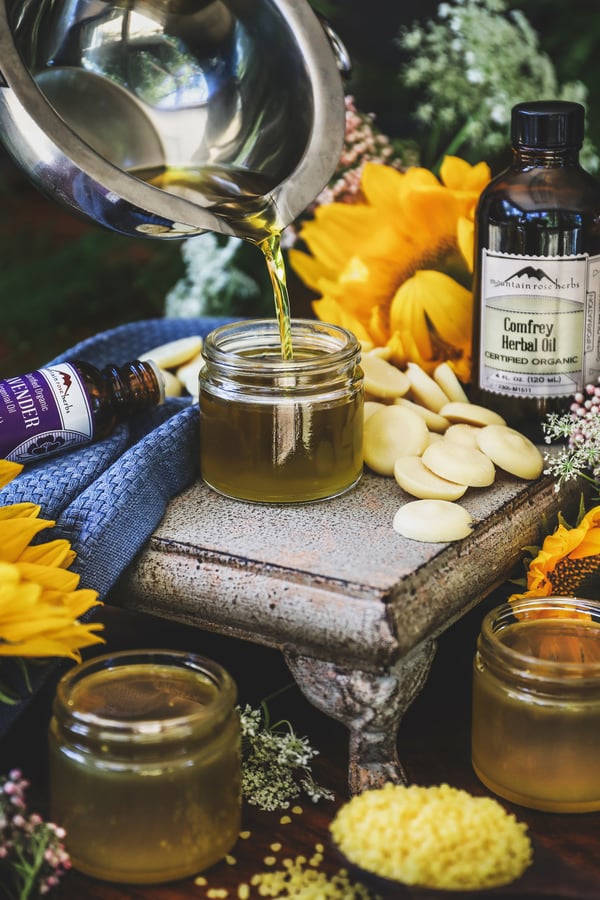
[
  {"x1": 48, "y1": 650, "x2": 241, "y2": 884},
  {"x1": 472, "y1": 596, "x2": 600, "y2": 812},
  {"x1": 198, "y1": 319, "x2": 364, "y2": 503}
]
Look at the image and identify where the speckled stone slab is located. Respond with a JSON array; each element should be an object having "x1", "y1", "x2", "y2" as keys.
[
  {"x1": 116, "y1": 467, "x2": 578, "y2": 661},
  {"x1": 114, "y1": 466, "x2": 581, "y2": 792}
]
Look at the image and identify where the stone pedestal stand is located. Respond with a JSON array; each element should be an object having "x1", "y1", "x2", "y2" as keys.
[{"x1": 114, "y1": 469, "x2": 578, "y2": 794}]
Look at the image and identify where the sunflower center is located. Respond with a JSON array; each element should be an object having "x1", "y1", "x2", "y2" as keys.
[{"x1": 548, "y1": 553, "x2": 600, "y2": 597}]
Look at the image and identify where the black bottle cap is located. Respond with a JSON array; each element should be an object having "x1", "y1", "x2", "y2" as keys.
[{"x1": 511, "y1": 101, "x2": 585, "y2": 149}]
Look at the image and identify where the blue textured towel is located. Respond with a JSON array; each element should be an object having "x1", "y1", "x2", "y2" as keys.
[
  {"x1": 2, "y1": 316, "x2": 233, "y2": 598},
  {"x1": 1, "y1": 316, "x2": 236, "y2": 738}
]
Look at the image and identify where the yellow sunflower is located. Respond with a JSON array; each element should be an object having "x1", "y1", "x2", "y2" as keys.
[
  {"x1": 288, "y1": 156, "x2": 491, "y2": 383},
  {"x1": 0, "y1": 459, "x2": 104, "y2": 662},
  {"x1": 510, "y1": 505, "x2": 600, "y2": 609}
]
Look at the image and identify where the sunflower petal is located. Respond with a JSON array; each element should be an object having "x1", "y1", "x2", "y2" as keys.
[
  {"x1": 0, "y1": 518, "x2": 55, "y2": 563},
  {"x1": 299, "y1": 205, "x2": 379, "y2": 273},
  {"x1": 360, "y1": 162, "x2": 406, "y2": 210},
  {"x1": 389, "y1": 277, "x2": 433, "y2": 359},
  {"x1": 15, "y1": 562, "x2": 81, "y2": 592},
  {"x1": 416, "y1": 270, "x2": 472, "y2": 348},
  {"x1": 287, "y1": 248, "x2": 328, "y2": 293},
  {"x1": 0, "y1": 502, "x2": 42, "y2": 521},
  {"x1": 311, "y1": 297, "x2": 372, "y2": 343},
  {"x1": 439, "y1": 156, "x2": 491, "y2": 192},
  {"x1": 0, "y1": 554, "x2": 103, "y2": 660},
  {"x1": 0, "y1": 631, "x2": 103, "y2": 660},
  {"x1": 457, "y1": 216, "x2": 476, "y2": 272},
  {"x1": 18, "y1": 540, "x2": 77, "y2": 568},
  {"x1": 568, "y1": 524, "x2": 600, "y2": 559},
  {"x1": 0, "y1": 460, "x2": 23, "y2": 489}
]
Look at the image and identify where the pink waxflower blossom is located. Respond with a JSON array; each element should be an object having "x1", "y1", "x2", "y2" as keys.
[{"x1": 1, "y1": 770, "x2": 71, "y2": 898}]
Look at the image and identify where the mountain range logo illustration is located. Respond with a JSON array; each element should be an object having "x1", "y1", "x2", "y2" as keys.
[
  {"x1": 506, "y1": 265, "x2": 557, "y2": 286},
  {"x1": 58, "y1": 370, "x2": 73, "y2": 398}
]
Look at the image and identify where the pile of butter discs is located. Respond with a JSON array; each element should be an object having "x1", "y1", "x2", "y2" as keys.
[
  {"x1": 140, "y1": 335, "x2": 205, "y2": 399},
  {"x1": 361, "y1": 349, "x2": 544, "y2": 544}
]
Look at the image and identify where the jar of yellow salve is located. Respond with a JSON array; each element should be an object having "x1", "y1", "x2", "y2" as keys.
[
  {"x1": 198, "y1": 319, "x2": 364, "y2": 503},
  {"x1": 48, "y1": 650, "x2": 241, "y2": 883},
  {"x1": 472, "y1": 596, "x2": 600, "y2": 812}
]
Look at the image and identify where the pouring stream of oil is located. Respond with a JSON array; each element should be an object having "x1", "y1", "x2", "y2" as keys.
[{"x1": 134, "y1": 164, "x2": 294, "y2": 359}]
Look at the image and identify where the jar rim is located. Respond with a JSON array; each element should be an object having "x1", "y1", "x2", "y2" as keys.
[
  {"x1": 480, "y1": 596, "x2": 600, "y2": 678},
  {"x1": 202, "y1": 318, "x2": 360, "y2": 372},
  {"x1": 53, "y1": 649, "x2": 237, "y2": 740}
]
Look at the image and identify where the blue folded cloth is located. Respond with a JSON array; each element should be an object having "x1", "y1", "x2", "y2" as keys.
[
  {"x1": 2, "y1": 316, "x2": 233, "y2": 598},
  {"x1": 1, "y1": 316, "x2": 236, "y2": 739}
]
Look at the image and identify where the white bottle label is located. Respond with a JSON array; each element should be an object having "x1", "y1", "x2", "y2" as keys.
[
  {"x1": 0, "y1": 363, "x2": 94, "y2": 463},
  {"x1": 478, "y1": 250, "x2": 600, "y2": 398},
  {"x1": 583, "y1": 255, "x2": 600, "y2": 386}
]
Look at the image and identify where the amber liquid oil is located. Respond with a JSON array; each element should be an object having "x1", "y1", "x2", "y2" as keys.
[
  {"x1": 134, "y1": 163, "x2": 294, "y2": 359},
  {"x1": 198, "y1": 321, "x2": 364, "y2": 503},
  {"x1": 49, "y1": 651, "x2": 241, "y2": 883},
  {"x1": 471, "y1": 599, "x2": 600, "y2": 812},
  {"x1": 133, "y1": 164, "x2": 364, "y2": 502}
]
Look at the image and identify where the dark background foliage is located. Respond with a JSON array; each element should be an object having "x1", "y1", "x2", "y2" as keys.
[{"x1": 1, "y1": 1, "x2": 599, "y2": 378}]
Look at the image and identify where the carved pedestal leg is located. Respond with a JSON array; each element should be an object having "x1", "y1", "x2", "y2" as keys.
[{"x1": 283, "y1": 640, "x2": 437, "y2": 795}]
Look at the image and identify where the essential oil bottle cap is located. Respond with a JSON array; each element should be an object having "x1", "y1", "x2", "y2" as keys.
[{"x1": 511, "y1": 100, "x2": 585, "y2": 149}]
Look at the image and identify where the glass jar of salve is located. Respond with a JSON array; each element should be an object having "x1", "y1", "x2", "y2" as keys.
[
  {"x1": 198, "y1": 319, "x2": 364, "y2": 503},
  {"x1": 472, "y1": 596, "x2": 600, "y2": 812},
  {"x1": 48, "y1": 650, "x2": 241, "y2": 884}
]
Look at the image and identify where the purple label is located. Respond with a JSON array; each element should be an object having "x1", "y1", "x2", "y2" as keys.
[{"x1": 0, "y1": 364, "x2": 94, "y2": 463}]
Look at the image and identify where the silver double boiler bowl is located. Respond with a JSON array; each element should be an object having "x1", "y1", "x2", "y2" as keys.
[{"x1": 0, "y1": 0, "x2": 347, "y2": 238}]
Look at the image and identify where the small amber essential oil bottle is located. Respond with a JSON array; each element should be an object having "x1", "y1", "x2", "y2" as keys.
[
  {"x1": 472, "y1": 596, "x2": 600, "y2": 812},
  {"x1": 49, "y1": 650, "x2": 241, "y2": 884},
  {"x1": 0, "y1": 358, "x2": 165, "y2": 463},
  {"x1": 198, "y1": 319, "x2": 364, "y2": 503}
]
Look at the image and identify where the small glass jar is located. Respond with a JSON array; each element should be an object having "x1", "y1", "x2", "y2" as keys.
[
  {"x1": 48, "y1": 650, "x2": 241, "y2": 884},
  {"x1": 198, "y1": 318, "x2": 364, "y2": 503},
  {"x1": 472, "y1": 596, "x2": 600, "y2": 812}
]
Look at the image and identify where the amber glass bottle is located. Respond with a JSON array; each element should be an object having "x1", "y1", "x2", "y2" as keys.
[
  {"x1": 471, "y1": 101, "x2": 600, "y2": 439},
  {"x1": 0, "y1": 358, "x2": 164, "y2": 463}
]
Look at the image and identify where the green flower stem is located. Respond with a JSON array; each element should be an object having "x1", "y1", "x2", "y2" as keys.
[
  {"x1": 433, "y1": 121, "x2": 474, "y2": 174},
  {"x1": 11, "y1": 831, "x2": 50, "y2": 900}
]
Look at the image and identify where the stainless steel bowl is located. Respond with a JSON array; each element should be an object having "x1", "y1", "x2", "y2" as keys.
[{"x1": 0, "y1": 0, "x2": 346, "y2": 238}]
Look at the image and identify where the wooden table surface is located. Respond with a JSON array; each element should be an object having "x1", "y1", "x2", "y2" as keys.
[{"x1": 1, "y1": 597, "x2": 598, "y2": 900}]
